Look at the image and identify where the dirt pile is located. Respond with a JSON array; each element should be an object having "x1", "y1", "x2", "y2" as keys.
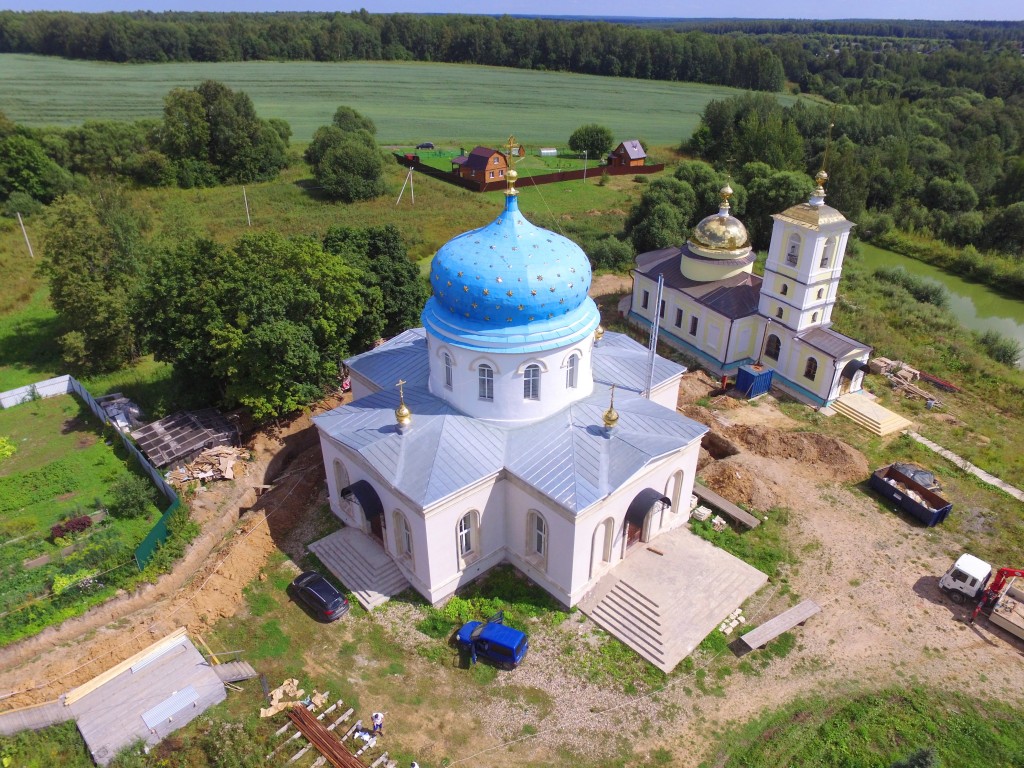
[{"x1": 683, "y1": 399, "x2": 869, "y2": 512}]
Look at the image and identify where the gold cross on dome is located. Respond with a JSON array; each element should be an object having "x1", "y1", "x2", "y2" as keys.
[{"x1": 396, "y1": 379, "x2": 406, "y2": 398}]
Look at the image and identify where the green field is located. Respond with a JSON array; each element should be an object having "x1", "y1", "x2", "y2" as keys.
[
  {"x1": 0, "y1": 394, "x2": 160, "y2": 645},
  {"x1": 0, "y1": 54, "x2": 795, "y2": 145}
]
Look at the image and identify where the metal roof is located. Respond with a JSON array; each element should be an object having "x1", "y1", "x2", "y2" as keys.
[
  {"x1": 635, "y1": 248, "x2": 763, "y2": 321},
  {"x1": 317, "y1": 334, "x2": 705, "y2": 513},
  {"x1": 345, "y1": 329, "x2": 430, "y2": 390},
  {"x1": 798, "y1": 326, "x2": 870, "y2": 359},
  {"x1": 132, "y1": 408, "x2": 238, "y2": 468},
  {"x1": 614, "y1": 140, "x2": 647, "y2": 160},
  {"x1": 67, "y1": 634, "x2": 225, "y2": 766}
]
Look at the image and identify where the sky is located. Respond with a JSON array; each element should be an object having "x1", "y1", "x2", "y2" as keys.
[{"x1": 2, "y1": 1, "x2": 1021, "y2": 21}]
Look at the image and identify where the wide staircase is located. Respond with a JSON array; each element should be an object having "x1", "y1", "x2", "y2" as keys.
[
  {"x1": 832, "y1": 393, "x2": 912, "y2": 436},
  {"x1": 308, "y1": 528, "x2": 410, "y2": 611},
  {"x1": 580, "y1": 538, "x2": 767, "y2": 673}
]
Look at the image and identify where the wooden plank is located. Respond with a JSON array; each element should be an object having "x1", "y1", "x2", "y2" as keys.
[
  {"x1": 693, "y1": 485, "x2": 760, "y2": 529},
  {"x1": 741, "y1": 599, "x2": 820, "y2": 650}
]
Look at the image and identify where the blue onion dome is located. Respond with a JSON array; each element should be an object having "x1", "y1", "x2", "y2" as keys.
[{"x1": 421, "y1": 191, "x2": 600, "y2": 353}]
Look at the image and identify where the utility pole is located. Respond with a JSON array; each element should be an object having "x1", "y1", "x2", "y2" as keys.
[
  {"x1": 242, "y1": 186, "x2": 252, "y2": 227},
  {"x1": 16, "y1": 212, "x2": 35, "y2": 259}
]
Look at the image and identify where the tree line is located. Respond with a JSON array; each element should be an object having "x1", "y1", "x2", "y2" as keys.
[{"x1": 39, "y1": 183, "x2": 427, "y2": 419}]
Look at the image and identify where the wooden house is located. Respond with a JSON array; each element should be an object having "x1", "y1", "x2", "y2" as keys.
[
  {"x1": 452, "y1": 146, "x2": 508, "y2": 180},
  {"x1": 607, "y1": 139, "x2": 647, "y2": 167}
]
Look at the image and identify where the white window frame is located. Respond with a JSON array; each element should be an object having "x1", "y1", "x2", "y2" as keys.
[
  {"x1": 524, "y1": 364, "x2": 540, "y2": 400},
  {"x1": 566, "y1": 353, "x2": 578, "y2": 389},
  {"x1": 478, "y1": 364, "x2": 494, "y2": 401},
  {"x1": 444, "y1": 353, "x2": 453, "y2": 389}
]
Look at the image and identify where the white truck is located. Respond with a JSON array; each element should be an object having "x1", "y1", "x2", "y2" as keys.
[{"x1": 939, "y1": 553, "x2": 1024, "y2": 641}]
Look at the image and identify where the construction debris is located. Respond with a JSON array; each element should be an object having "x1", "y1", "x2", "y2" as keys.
[
  {"x1": 260, "y1": 678, "x2": 305, "y2": 718},
  {"x1": 166, "y1": 446, "x2": 248, "y2": 486}
]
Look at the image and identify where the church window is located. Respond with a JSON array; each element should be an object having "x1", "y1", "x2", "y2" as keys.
[
  {"x1": 659, "y1": 300, "x2": 665, "y2": 319},
  {"x1": 817, "y1": 288, "x2": 825, "y2": 300},
  {"x1": 781, "y1": 283, "x2": 789, "y2": 296},
  {"x1": 765, "y1": 334, "x2": 781, "y2": 361},
  {"x1": 529, "y1": 511, "x2": 548, "y2": 557},
  {"x1": 444, "y1": 353, "x2": 453, "y2": 389},
  {"x1": 524, "y1": 364, "x2": 540, "y2": 400},
  {"x1": 641, "y1": 290, "x2": 650, "y2": 310},
  {"x1": 689, "y1": 316, "x2": 698, "y2": 336},
  {"x1": 478, "y1": 365, "x2": 494, "y2": 401},
  {"x1": 786, "y1": 234, "x2": 800, "y2": 266},
  {"x1": 395, "y1": 512, "x2": 413, "y2": 559},
  {"x1": 566, "y1": 354, "x2": 579, "y2": 389},
  {"x1": 812, "y1": 311, "x2": 819, "y2": 322},
  {"x1": 776, "y1": 307, "x2": 784, "y2": 319},
  {"x1": 457, "y1": 512, "x2": 475, "y2": 557},
  {"x1": 675, "y1": 308, "x2": 683, "y2": 328},
  {"x1": 804, "y1": 357, "x2": 818, "y2": 381}
]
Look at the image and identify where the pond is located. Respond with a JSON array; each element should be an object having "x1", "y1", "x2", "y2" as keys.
[{"x1": 855, "y1": 243, "x2": 1024, "y2": 365}]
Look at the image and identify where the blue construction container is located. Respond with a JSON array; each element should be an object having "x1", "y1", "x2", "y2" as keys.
[{"x1": 736, "y1": 364, "x2": 773, "y2": 398}]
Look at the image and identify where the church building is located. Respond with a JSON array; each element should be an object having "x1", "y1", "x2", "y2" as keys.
[
  {"x1": 313, "y1": 170, "x2": 709, "y2": 609},
  {"x1": 627, "y1": 172, "x2": 871, "y2": 406}
]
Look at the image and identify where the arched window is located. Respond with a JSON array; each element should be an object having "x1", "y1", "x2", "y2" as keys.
[
  {"x1": 566, "y1": 354, "x2": 579, "y2": 389},
  {"x1": 817, "y1": 287, "x2": 825, "y2": 300},
  {"x1": 776, "y1": 307, "x2": 784, "y2": 319},
  {"x1": 528, "y1": 510, "x2": 548, "y2": 557},
  {"x1": 765, "y1": 334, "x2": 781, "y2": 361},
  {"x1": 804, "y1": 357, "x2": 818, "y2": 381},
  {"x1": 457, "y1": 511, "x2": 477, "y2": 558},
  {"x1": 786, "y1": 233, "x2": 801, "y2": 266},
  {"x1": 478, "y1": 365, "x2": 493, "y2": 401},
  {"x1": 394, "y1": 511, "x2": 413, "y2": 559},
  {"x1": 444, "y1": 353, "x2": 453, "y2": 389},
  {"x1": 524, "y1": 364, "x2": 540, "y2": 400},
  {"x1": 812, "y1": 311, "x2": 819, "y2": 322},
  {"x1": 780, "y1": 283, "x2": 789, "y2": 296},
  {"x1": 821, "y1": 237, "x2": 836, "y2": 268}
]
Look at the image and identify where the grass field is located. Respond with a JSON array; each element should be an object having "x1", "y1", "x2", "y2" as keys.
[{"x1": 0, "y1": 54, "x2": 798, "y2": 145}]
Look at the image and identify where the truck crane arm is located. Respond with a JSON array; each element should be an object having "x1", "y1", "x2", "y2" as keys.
[{"x1": 969, "y1": 567, "x2": 1024, "y2": 623}]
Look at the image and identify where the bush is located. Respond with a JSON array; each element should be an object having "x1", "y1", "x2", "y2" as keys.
[
  {"x1": 978, "y1": 329, "x2": 1022, "y2": 366},
  {"x1": 49, "y1": 514, "x2": 92, "y2": 542},
  {"x1": 108, "y1": 473, "x2": 157, "y2": 519},
  {"x1": 2, "y1": 191, "x2": 43, "y2": 218}
]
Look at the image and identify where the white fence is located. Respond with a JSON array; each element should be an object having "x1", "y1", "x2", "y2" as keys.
[{"x1": 0, "y1": 374, "x2": 74, "y2": 408}]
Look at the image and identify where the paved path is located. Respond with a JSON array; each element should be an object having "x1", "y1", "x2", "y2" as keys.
[{"x1": 906, "y1": 431, "x2": 1024, "y2": 502}]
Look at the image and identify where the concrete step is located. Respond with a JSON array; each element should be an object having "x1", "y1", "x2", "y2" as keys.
[
  {"x1": 309, "y1": 528, "x2": 409, "y2": 611},
  {"x1": 588, "y1": 604, "x2": 665, "y2": 664},
  {"x1": 601, "y1": 587, "x2": 664, "y2": 637},
  {"x1": 214, "y1": 661, "x2": 259, "y2": 683}
]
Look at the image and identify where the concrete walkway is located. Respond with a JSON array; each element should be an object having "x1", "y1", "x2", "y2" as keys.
[{"x1": 907, "y1": 431, "x2": 1024, "y2": 502}]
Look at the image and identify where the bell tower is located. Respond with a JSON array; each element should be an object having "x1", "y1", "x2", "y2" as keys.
[{"x1": 758, "y1": 171, "x2": 854, "y2": 332}]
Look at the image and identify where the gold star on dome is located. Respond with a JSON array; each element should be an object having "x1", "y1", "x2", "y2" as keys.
[
  {"x1": 496, "y1": 277, "x2": 503, "y2": 283},
  {"x1": 568, "y1": 282, "x2": 574, "y2": 289},
  {"x1": 536, "y1": 275, "x2": 544, "y2": 281},
  {"x1": 517, "y1": 304, "x2": 524, "y2": 310},
  {"x1": 471, "y1": 302, "x2": 478, "y2": 309},
  {"x1": 446, "y1": 280, "x2": 452, "y2": 287},
  {"x1": 549, "y1": 286, "x2": 556, "y2": 293},
  {"x1": 484, "y1": 315, "x2": 490, "y2": 321},
  {"x1": 463, "y1": 285, "x2": 469, "y2": 292},
  {"x1": 531, "y1": 290, "x2": 537, "y2": 296},
  {"x1": 457, "y1": 271, "x2": 464, "y2": 277},
  {"x1": 506, "y1": 290, "x2": 514, "y2": 297},
  {"x1": 559, "y1": 298, "x2": 565, "y2": 304}
]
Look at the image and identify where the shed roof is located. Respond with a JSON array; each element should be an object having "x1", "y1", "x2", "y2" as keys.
[
  {"x1": 66, "y1": 630, "x2": 225, "y2": 766},
  {"x1": 132, "y1": 408, "x2": 238, "y2": 468},
  {"x1": 798, "y1": 326, "x2": 870, "y2": 360}
]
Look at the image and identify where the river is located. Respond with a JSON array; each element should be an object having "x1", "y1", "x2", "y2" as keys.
[{"x1": 855, "y1": 243, "x2": 1024, "y2": 365}]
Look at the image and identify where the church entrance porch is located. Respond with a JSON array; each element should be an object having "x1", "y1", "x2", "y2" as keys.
[
  {"x1": 622, "y1": 488, "x2": 671, "y2": 552},
  {"x1": 308, "y1": 527, "x2": 410, "y2": 611},
  {"x1": 338, "y1": 479, "x2": 385, "y2": 543},
  {"x1": 578, "y1": 525, "x2": 767, "y2": 673}
]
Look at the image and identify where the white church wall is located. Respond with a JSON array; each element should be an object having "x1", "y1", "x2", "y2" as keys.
[
  {"x1": 503, "y1": 478, "x2": 578, "y2": 604},
  {"x1": 427, "y1": 338, "x2": 595, "y2": 424},
  {"x1": 566, "y1": 440, "x2": 701, "y2": 605}
]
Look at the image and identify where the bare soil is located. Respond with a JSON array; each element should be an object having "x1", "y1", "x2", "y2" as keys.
[{"x1": 3, "y1": 374, "x2": 1024, "y2": 768}]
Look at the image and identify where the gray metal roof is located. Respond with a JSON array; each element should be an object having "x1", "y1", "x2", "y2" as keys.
[
  {"x1": 615, "y1": 140, "x2": 647, "y2": 160},
  {"x1": 798, "y1": 326, "x2": 870, "y2": 359},
  {"x1": 634, "y1": 247, "x2": 763, "y2": 320},
  {"x1": 317, "y1": 330, "x2": 705, "y2": 512},
  {"x1": 67, "y1": 636, "x2": 225, "y2": 766},
  {"x1": 345, "y1": 328, "x2": 430, "y2": 390}
]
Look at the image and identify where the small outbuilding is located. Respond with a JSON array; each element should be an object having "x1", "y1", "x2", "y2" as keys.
[
  {"x1": 451, "y1": 146, "x2": 508, "y2": 180},
  {"x1": 607, "y1": 139, "x2": 647, "y2": 167},
  {"x1": 132, "y1": 408, "x2": 239, "y2": 468}
]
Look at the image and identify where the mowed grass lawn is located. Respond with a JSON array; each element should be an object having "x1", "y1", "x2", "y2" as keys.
[{"x1": 0, "y1": 54, "x2": 798, "y2": 145}]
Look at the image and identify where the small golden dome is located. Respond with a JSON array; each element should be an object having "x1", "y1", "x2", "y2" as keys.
[
  {"x1": 691, "y1": 213, "x2": 750, "y2": 251},
  {"x1": 602, "y1": 384, "x2": 618, "y2": 429},
  {"x1": 815, "y1": 169, "x2": 829, "y2": 187},
  {"x1": 395, "y1": 379, "x2": 411, "y2": 427},
  {"x1": 594, "y1": 324, "x2": 605, "y2": 342}
]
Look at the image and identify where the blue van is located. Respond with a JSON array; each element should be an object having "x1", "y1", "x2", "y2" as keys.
[{"x1": 456, "y1": 612, "x2": 528, "y2": 669}]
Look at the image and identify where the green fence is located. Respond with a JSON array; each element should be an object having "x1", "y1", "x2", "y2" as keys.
[{"x1": 134, "y1": 498, "x2": 182, "y2": 570}]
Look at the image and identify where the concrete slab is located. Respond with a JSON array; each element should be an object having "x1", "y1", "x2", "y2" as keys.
[{"x1": 579, "y1": 525, "x2": 767, "y2": 672}]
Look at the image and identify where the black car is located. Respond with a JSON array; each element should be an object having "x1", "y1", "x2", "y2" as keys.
[
  {"x1": 290, "y1": 571, "x2": 349, "y2": 621},
  {"x1": 416, "y1": 142, "x2": 434, "y2": 149}
]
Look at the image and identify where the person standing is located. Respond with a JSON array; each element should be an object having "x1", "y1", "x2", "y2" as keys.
[{"x1": 371, "y1": 711, "x2": 384, "y2": 734}]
